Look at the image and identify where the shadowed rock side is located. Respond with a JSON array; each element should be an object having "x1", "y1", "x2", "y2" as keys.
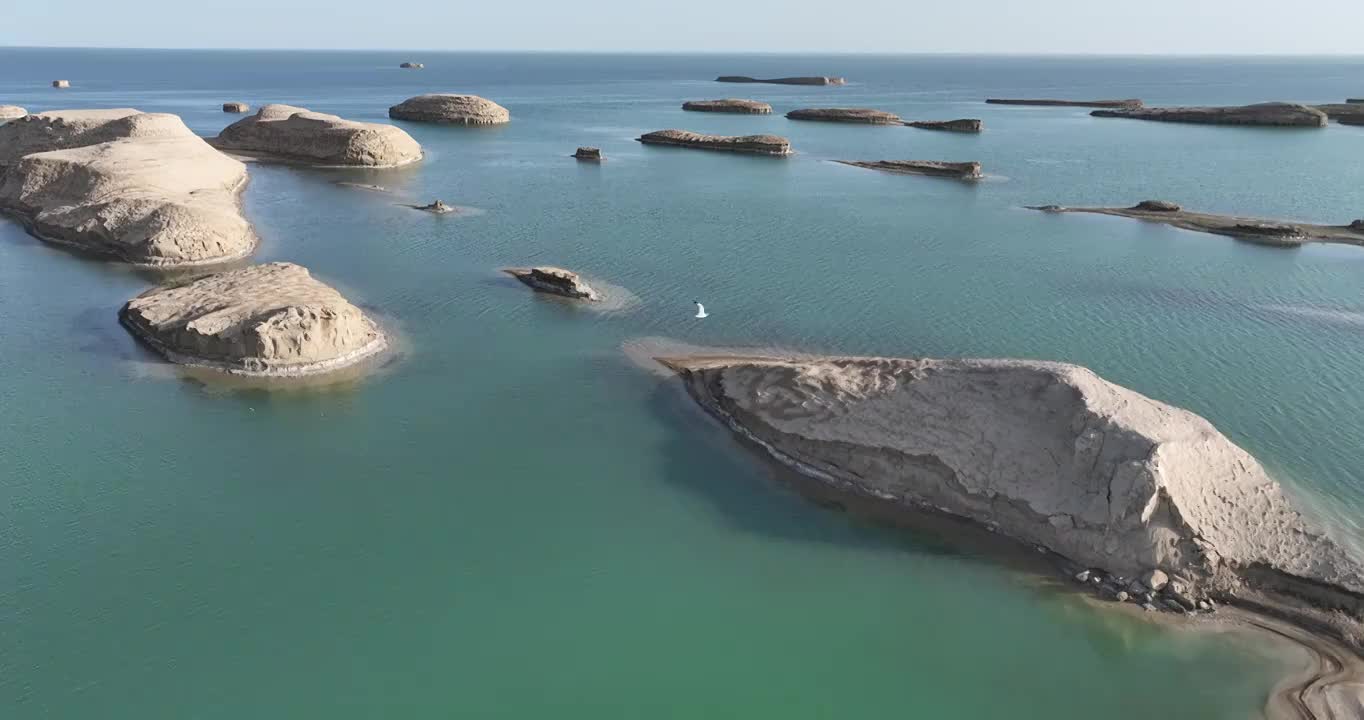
[
  {"x1": 211, "y1": 104, "x2": 422, "y2": 167},
  {"x1": 682, "y1": 99, "x2": 773, "y2": 114},
  {"x1": 659, "y1": 354, "x2": 1364, "y2": 637},
  {"x1": 986, "y1": 98, "x2": 1143, "y2": 108},
  {"x1": 1030, "y1": 201, "x2": 1364, "y2": 249},
  {"x1": 637, "y1": 129, "x2": 791, "y2": 156},
  {"x1": 716, "y1": 75, "x2": 845, "y2": 85},
  {"x1": 222, "y1": 102, "x2": 249, "y2": 113},
  {"x1": 573, "y1": 147, "x2": 603, "y2": 161},
  {"x1": 399, "y1": 62, "x2": 423, "y2": 69},
  {"x1": 120, "y1": 262, "x2": 385, "y2": 377},
  {"x1": 1092, "y1": 102, "x2": 1328, "y2": 127},
  {"x1": 1348, "y1": 99, "x2": 1364, "y2": 104},
  {"x1": 0, "y1": 109, "x2": 257, "y2": 266},
  {"x1": 906, "y1": 118, "x2": 982, "y2": 133},
  {"x1": 388, "y1": 94, "x2": 510, "y2": 125},
  {"x1": 0, "y1": 105, "x2": 26, "y2": 121},
  {"x1": 503, "y1": 266, "x2": 599, "y2": 301},
  {"x1": 1314, "y1": 104, "x2": 1364, "y2": 124},
  {"x1": 837, "y1": 160, "x2": 982, "y2": 180},
  {"x1": 786, "y1": 107, "x2": 902, "y2": 124},
  {"x1": 52, "y1": 80, "x2": 70, "y2": 89}
]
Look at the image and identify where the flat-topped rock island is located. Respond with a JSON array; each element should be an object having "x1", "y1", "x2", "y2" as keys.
[
  {"x1": 682, "y1": 99, "x2": 773, "y2": 114},
  {"x1": 1031, "y1": 200, "x2": 1364, "y2": 248},
  {"x1": 906, "y1": 118, "x2": 982, "y2": 133},
  {"x1": 388, "y1": 94, "x2": 510, "y2": 125},
  {"x1": 637, "y1": 129, "x2": 791, "y2": 156},
  {"x1": 987, "y1": 98, "x2": 1143, "y2": 108},
  {"x1": 837, "y1": 160, "x2": 982, "y2": 180},
  {"x1": 786, "y1": 107, "x2": 902, "y2": 124},
  {"x1": 503, "y1": 266, "x2": 600, "y2": 301},
  {"x1": 210, "y1": 104, "x2": 422, "y2": 167},
  {"x1": 1091, "y1": 102, "x2": 1328, "y2": 127},
  {"x1": 716, "y1": 75, "x2": 845, "y2": 85}
]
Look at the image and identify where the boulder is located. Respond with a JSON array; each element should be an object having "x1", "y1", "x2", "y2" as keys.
[
  {"x1": 1342, "y1": 118, "x2": 1364, "y2": 127},
  {"x1": 52, "y1": 80, "x2": 70, "y2": 89},
  {"x1": 211, "y1": 104, "x2": 422, "y2": 167},
  {"x1": 503, "y1": 266, "x2": 599, "y2": 301},
  {"x1": 906, "y1": 118, "x2": 983, "y2": 133},
  {"x1": 222, "y1": 102, "x2": 249, "y2": 113},
  {"x1": 986, "y1": 98, "x2": 1142, "y2": 108},
  {"x1": 1133, "y1": 200, "x2": 1181, "y2": 212},
  {"x1": 716, "y1": 76, "x2": 845, "y2": 85},
  {"x1": 1092, "y1": 102, "x2": 1328, "y2": 127},
  {"x1": 0, "y1": 105, "x2": 26, "y2": 121},
  {"x1": 637, "y1": 129, "x2": 791, "y2": 156},
  {"x1": 786, "y1": 107, "x2": 902, "y2": 124},
  {"x1": 120, "y1": 262, "x2": 385, "y2": 376},
  {"x1": 0, "y1": 109, "x2": 256, "y2": 266},
  {"x1": 837, "y1": 160, "x2": 982, "y2": 180},
  {"x1": 388, "y1": 94, "x2": 510, "y2": 125},
  {"x1": 399, "y1": 62, "x2": 424, "y2": 69},
  {"x1": 682, "y1": 99, "x2": 773, "y2": 114},
  {"x1": 1141, "y1": 568, "x2": 1170, "y2": 591},
  {"x1": 573, "y1": 147, "x2": 603, "y2": 161}
]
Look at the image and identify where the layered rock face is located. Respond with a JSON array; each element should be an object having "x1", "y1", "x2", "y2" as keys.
[
  {"x1": 573, "y1": 147, "x2": 603, "y2": 161},
  {"x1": 388, "y1": 94, "x2": 510, "y2": 125},
  {"x1": 637, "y1": 129, "x2": 791, "y2": 156},
  {"x1": 212, "y1": 104, "x2": 422, "y2": 167},
  {"x1": 986, "y1": 98, "x2": 1143, "y2": 108},
  {"x1": 906, "y1": 118, "x2": 982, "y2": 133},
  {"x1": 838, "y1": 160, "x2": 982, "y2": 180},
  {"x1": 1092, "y1": 102, "x2": 1328, "y2": 127},
  {"x1": 0, "y1": 105, "x2": 26, "y2": 121},
  {"x1": 661, "y1": 354, "x2": 1364, "y2": 608},
  {"x1": 503, "y1": 266, "x2": 599, "y2": 300},
  {"x1": 682, "y1": 99, "x2": 773, "y2": 114},
  {"x1": 120, "y1": 262, "x2": 385, "y2": 376},
  {"x1": 52, "y1": 80, "x2": 70, "y2": 89},
  {"x1": 716, "y1": 76, "x2": 845, "y2": 85},
  {"x1": 0, "y1": 109, "x2": 257, "y2": 266},
  {"x1": 786, "y1": 107, "x2": 902, "y2": 124}
]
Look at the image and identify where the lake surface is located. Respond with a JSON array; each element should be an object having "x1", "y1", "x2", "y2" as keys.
[{"x1": 2, "y1": 50, "x2": 1363, "y2": 718}]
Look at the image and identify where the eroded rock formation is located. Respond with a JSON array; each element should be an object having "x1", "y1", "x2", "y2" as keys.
[
  {"x1": 786, "y1": 107, "x2": 902, "y2": 124},
  {"x1": 906, "y1": 118, "x2": 982, "y2": 133},
  {"x1": 1029, "y1": 201, "x2": 1364, "y2": 248},
  {"x1": 0, "y1": 105, "x2": 26, "y2": 121},
  {"x1": 1091, "y1": 102, "x2": 1328, "y2": 127},
  {"x1": 986, "y1": 98, "x2": 1142, "y2": 108},
  {"x1": 637, "y1": 129, "x2": 791, "y2": 156},
  {"x1": 503, "y1": 266, "x2": 599, "y2": 300},
  {"x1": 682, "y1": 99, "x2": 773, "y2": 114},
  {"x1": 388, "y1": 94, "x2": 510, "y2": 125},
  {"x1": 716, "y1": 76, "x2": 845, "y2": 85},
  {"x1": 837, "y1": 160, "x2": 982, "y2": 180},
  {"x1": 211, "y1": 104, "x2": 422, "y2": 167}
]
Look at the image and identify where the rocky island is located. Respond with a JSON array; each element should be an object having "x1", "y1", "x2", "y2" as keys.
[
  {"x1": 211, "y1": 104, "x2": 422, "y2": 167},
  {"x1": 837, "y1": 160, "x2": 982, "y2": 180},
  {"x1": 0, "y1": 105, "x2": 26, "y2": 121},
  {"x1": 986, "y1": 98, "x2": 1142, "y2": 108},
  {"x1": 52, "y1": 80, "x2": 70, "y2": 89},
  {"x1": 637, "y1": 129, "x2": 791, "y2": 156},
  {"x1": 0, "y1": 109, "x2": 257, "y2": 266},
  {"x1": 905, "y1": 118, "x2": 982, "y2": 133},
  {"x1": 1030, "y1": 200, "x2": 1364, "y2": 248},
  {"x1": 120, "y1": 262, "x2": 386, "y2": 377},
  {"x1": 573, "y1": 147, "x2": 603, "y2": 161},
  {"x1": 716, "y1": 76, "x2": 845, "y2": 85},
  {"x1": 657, "y1": 352, "x2": 1364, "y2": 650},
  {"x1": 1091, "y1": 102, "x2": 1328, "y2": 127},
  {"x1": 222, "y1": 102, "x2": 249, "y2": 113},
  {"x1": 388, "y1": 94, "x2": 510, "y2": 125},
  {"x1": 786, "y1": 107, "x2": 902, "y2": 124},
  {"x1": 1313, "y1": 103, "x2": 1364, "y2": 124},
  {"x1": 682, "y1": 99, "x2": 773, "y2": 114},
  {"x1": 409, "y1": 200, "x2": 456, "y2": 214},
  {"x1": 503, "y1": 266, "x2": 599, "y2": 301}
]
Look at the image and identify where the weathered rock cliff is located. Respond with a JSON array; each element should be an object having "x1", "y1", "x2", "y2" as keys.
[{"x1": 682, "y1": 99, "x2": 773, "y2": 114}]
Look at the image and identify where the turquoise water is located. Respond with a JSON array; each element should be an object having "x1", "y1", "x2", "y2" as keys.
[{"x1": 3, "y1": 50, "x2": 1364, "y2": 717}]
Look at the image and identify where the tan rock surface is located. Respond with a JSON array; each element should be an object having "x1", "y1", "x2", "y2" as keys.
[
  {"x1": 682, "y1": 99, "x2": 773, "y2": 114},
  {"x1": 120, "y1": 262, "x2": 385, "y2": 376},
  {"x1": 212, "y1": 104, "x2": 422, "y2": 167},
  {"x1": 388, "y1": 94, "x2": 510, "y2": 125},
  {"x1": 637, "y1": 129, "x2": 791, "y2": 156},
  {"x1": 786, "y1": 107, "x2": 902, "y2": 124},
  {"x1": 503, "y1": 266, "x2": 599, "y2": 300}
]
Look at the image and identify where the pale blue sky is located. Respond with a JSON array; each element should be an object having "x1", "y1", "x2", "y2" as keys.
[{"x1": 4, "y1": 0, "x2": 1363, "y2": 54}]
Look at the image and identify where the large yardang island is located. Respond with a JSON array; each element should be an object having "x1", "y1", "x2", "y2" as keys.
[
  {"x1": 0, "y1": 105, "x2": 26, "y2": 121},
  {"x1": 716, "y1": 75, "x2": 845, "y2": 86},
  {"x1": 682, "y1": 99, "x2": 773, "y2": 114},
  {"x1": 905, "y1": 118, "x2": 982, "y2": 133},
  {"x1": 1031, "y1": 200, "x2": 1364, "y2": 248},
  {"x1": 0, "y1": 109, "x2": 256, "y2": 266},
  {"x1": 786, "y1": 107, "x2": 902, "y2": 124},
  {"x1": 637, "y1": 129, "x2": 791, "y2": 156},
  {"x1": 1091, "y1": 102, "x2": 1329, "y2": 127},
  {"x1": 120, "y1": 262, "x2": 385, "y2": 377},
  {"x1": 658, "y1": 352, "x2": 1364, "y2": 635},
  {"x1": 986, "y1": 98, "x2": 1143, "y2": 108},
  {"x1": 503, "y1": 266, "x2": 599, "y2": 301},
  {"x1": 388, "y1": 94, "x2": 510, "y2": 125},
  {"x1": 210, "y1": 104, "x2": 422, "y2": 167},
  {"x1": 837, "y1": 160, "x2": 982, "y2": 180}
]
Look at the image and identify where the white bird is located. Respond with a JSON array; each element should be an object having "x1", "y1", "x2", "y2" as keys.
[{"x1": 693, "y1": 301, "x2": 708, "y2": 319}]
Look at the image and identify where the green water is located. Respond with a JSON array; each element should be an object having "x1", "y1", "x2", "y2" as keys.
[{"x1": 4, "y1": 50, "x2": 1364, "y2": 717}]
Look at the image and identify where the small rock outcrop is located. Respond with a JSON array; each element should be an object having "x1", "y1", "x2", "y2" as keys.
[
  {"x1": 503, "y1": 266, "x2": 599, "y2": 301},
  {"x1": 573, "y1": 147, "x2": 603, "y2": 161},
  {"x1": 786, "y1": 107, "x2": 902, "y2": 124},
  {"x1": 0, "y1": 109, "x2": 257, "y2": 266},
  {"x1": 637, "y1": 129, "x2": 791, "y2": 156},
  {"x1": 0, "y1": 105, "x2": 26, "y2": 121},
  {"x1": 222, "y1": 102, "x2": 249, "y2": 113},
  {"x1": 716, "y1": 76, "x2": 845, "y2": 86},
  {"x1": 682, "y1": 99, "x2": 773, "y2": 114},
  {"x1": 388, "y1": 94, "x2": 510, "y2": 125},
  {"x1": 1030, "y1": 202, "x2": 1364, "y2": 249},
  {"x1": 52, "y1": 80, "x2": 70, "y2": 89},
  {"x1": 906, "y1": 118, "x2": 982, "y2": 133},
  {"x1": 412, "y1": 200, "x2": 455, "y2": 214},
  {"x1": 1133, "y1": 200, "x2": 1181, "y2": 212},
  {"x1": 837, "y1": 160, "x2": 982, "y2": 180},
  {"x1": 211, "y1": 104, "x2": 422, "y2": 167},
  {"x1": 986, "y1": 98, "x2": 1143, "y2": 108},
  {"x1": 1092, "y1": 102, "x2": 1328, "y2": 127},
  {"x1": 120, "y1": 262, "x2": 385, "y2": 376},
  {"x1": 399, "y1": 62, "x2": 424, "y2": 69}
]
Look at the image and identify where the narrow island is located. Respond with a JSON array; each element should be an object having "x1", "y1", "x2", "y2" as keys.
[
  {"x1": 682, "y1": 99, "x2": 773, "y2": 114},
  {"x1": 573, "y1": 147, "x2": 603, "y2": 161},
  {"x1": 1091, "y1": 102, "x2": 1328, "y2": 127},
  {"x1": 399, "y1": 62, "x2": 423, "y2": 69},
  {"x1": 209, "y1": 104, "x2": 423, "y2": 167},
  {"x1": 388, "y1": 94, "x2": 510, "y2": 125},
  {"x1": 637, "y1": 129, "x2": 791, "y2": 156},
  {"x1": 986, "y1": 98, "x2": 1142, "y2": 108},
  {"x1": 786, "y1": 107, "x2": 902, "y2": 124},
  {"x1": 120, "y1": 262, "x2": 386, "y2": 377},
  {"x1": 1313, "y1": 103, "x2": 1364, "y2": 124},
  {"x1": 837, "y1": 159, "x2": 982, "y2": 180},
  {"x1": 0, "y1": 109, "x2": 257, "y2": 266},
  {"x1": 1030, "y1": 200, "x2": 1364, "y2": 248},
  {"x1": 716, "y1": 76, "x2": 845, "y2": 86},
  {"x1": 905, "y1": 118, "x2": 982, "y2": 133},
  {"x1": 503, "y1": 266, "x2": 599, "y2": 301},
  {"x1": 222, "y1": 102, "x2": 249, "y2": 113}
]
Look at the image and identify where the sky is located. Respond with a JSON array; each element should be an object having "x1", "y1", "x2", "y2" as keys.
[{"x1": 3, "y1": 0, "x2": 1364, "y2": 54}]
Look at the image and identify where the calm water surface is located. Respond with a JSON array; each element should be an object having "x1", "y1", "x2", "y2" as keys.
[{"x1": 2, "y1": 50, "x2": 1363, "y2": 718}]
